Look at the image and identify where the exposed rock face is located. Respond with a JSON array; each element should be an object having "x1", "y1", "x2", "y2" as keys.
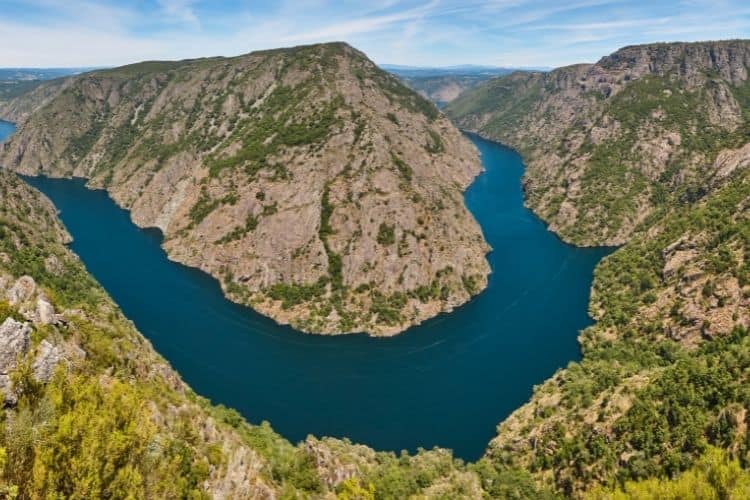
[
  {"x1": 6, "y1": 275, "x2": 36, "y2": 305},
  {"x1": 36, "y1": 295, "x2": 56, "y2": 325},
  {"x1": 0, "y1": 317, "x2": 31, "y2": 404},
  {"x1": 0, "y1": 316, "x2": 63, "y2": 405},
  {"x1": 304, "y1": 438, "x2": 358, "y2": 488},
  {"x1": 0, "y1": 42, "x2": 490, "y2": 335},
  {"x1": 3, "y1": 275, "x2": 62, "y2": 326},
  {"x1": 447, "y1": 40, "x2": 750, "y2": 246},
  {"x1": 32, "y1": 339, "x2": 63, "y2": 382},
  {"x1": 394, "y1": 73, "x2": 511, "y2": 106}
]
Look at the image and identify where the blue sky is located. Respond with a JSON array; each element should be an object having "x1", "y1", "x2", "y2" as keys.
[{"x1": 1, "y1": 0, "x2": 750, "y2": 68}]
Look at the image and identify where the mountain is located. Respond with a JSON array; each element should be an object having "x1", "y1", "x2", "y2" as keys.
[
  {"x1": 445, "y1": 40, "x2": 750, "y2": 495},
  {"x1": 397, "y1": 74, "x2": 513, "y2": 108},
  {"x1": 487, "y1": 166, "x2": 750, "y2": 495},
  {"x1": 8, "y1": 38, "x2": 750, "y2": 498},
  {"x1": 446, "y1": 40, "x2": 750, "y2": 246},
  {"x1": 385, "y1": 64, "x2": 518, "y2": 107},
  {"x1": 382, "y1": 64, "x2": 520, "y2": 78},
  {"x1": 0, "y1": 42, "x2": 490, "y2": 336}
]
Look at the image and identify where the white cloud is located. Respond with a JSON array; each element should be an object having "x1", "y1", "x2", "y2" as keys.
[
  {"x1": 279, "y1": 0, "x2": 439, "y2": 44},
  {"x1": 0, "y1": 0, "x2": 749, "y2": 68},
  {"x1": 157, "y1": 0, "x2": 200, "y2": 28},
  {"x1": 523, "y1": 18, "x2": 673, "y2": 32}
]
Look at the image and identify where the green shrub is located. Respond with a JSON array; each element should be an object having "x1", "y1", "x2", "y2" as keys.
[{"x1": 377, "y1": 223, "x2": 396, "y2": 246}]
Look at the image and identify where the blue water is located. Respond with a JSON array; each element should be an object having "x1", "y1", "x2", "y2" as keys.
[
  {"x1": 0, "y1": 120, "x2": 13, "y2": 140},
  {"x1": 0, "y1": 119, "x2": 610, "y2": 460}
]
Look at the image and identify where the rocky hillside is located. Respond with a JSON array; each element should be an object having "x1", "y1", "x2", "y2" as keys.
[
  {"x1": 0, "y1": 168, "x2": 555, "y2": 498},
  {"x1": 444, "y1": 40, "x2": 750, "y2": 497},
  {"x1": 386, "y1": 66, "x2": 514, "y2": 108},
  {"x1": 0, "y1": 76, "x2": 70, "y2": 124},
  {"x1": 485, "y1": 157, "x2": 750, "y2": 497},
  {"x1": 0, "y1": 168, "x2": 289, "y2": 497},
  {"x1": 446, "y1": 40, "x2": 750, "y2": 246},
  {"x1": 0, "y1": 42, "x2": 490, "y2": 336},
  {"x1": 395, "y1": 74, "x2": 511, "y2": 107},
  {"x1": 400, "y1": 75, "x2": 480, "y2": 105}
]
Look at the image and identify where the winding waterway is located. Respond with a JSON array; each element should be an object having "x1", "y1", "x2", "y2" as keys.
[{"x1": 1, "y1": 120, "x2": 610, "y2": 460}]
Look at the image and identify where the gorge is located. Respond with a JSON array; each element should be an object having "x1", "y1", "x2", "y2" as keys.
[
  {"x1": 0, "y1": 120, "x2": 608, "y2": 461},
  {"x1": 4, "y1": 38, "x2": 750, "y2": 498}
]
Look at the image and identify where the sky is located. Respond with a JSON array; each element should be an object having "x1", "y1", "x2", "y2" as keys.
[{"x1": 1, "y1": 0, "x2": 750, "y2": 69}]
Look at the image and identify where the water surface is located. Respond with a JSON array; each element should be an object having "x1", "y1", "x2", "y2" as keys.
[
  {"x1": 1, "y1": 120, "x2": 610, "y2": 460},
  {"x1": 0, "y1": 120, "x2": 14, "y2": 140}
]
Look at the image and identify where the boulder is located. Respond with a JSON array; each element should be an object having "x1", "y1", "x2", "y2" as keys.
[
  {"x1": 36, "y1": 296, "x2": 56, "y2": 325},
  {"x1": 44, "y1": 254, "x2": 64, "y2": 276},
  {"x1": 0, "y1": 317, "x2": 32, "y2": 405},
  {"x1": 6, "y1": 275, "x2": 36, "y2": 306},
  {"x1": 32, "y1": 340, "x2": 63, "y2": 382},
  {"x1": 0, "y1": 317, "x2": 31, "y2": 371}
]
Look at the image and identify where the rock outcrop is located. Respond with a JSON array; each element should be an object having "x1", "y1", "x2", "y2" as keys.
[
  {"x1": 1, "y1": 42, "x2": 490, "y2": 335},
  {"x1": 31, "y1": 340, "x2": 63, "y2": 382},
  {"x1": 0, "y1": 299, "x2": 64, "y2": 406},
  {"x1": 6, "y1": 275, "x2": 36, "y2": 305},
  {"x1": 0, "y1": 318, "x2": 31, "y2": 405}
]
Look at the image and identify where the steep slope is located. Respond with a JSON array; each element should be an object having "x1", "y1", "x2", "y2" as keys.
[
  {"x1": 400, "y1": 74, "x2": 483, "y2": 105},
  {"x1": 445, "y1": 40, "x2": 750, "y2": 497},
  {"x1": 486, "y1": 163, "x2": 750, "y2": 496},
  {"x1": 447, "y1": 40, "x2": 750, "y2": 246},
  {"x1": 0, "y1": 68, "x2": 84, "y2": 123},
  {"x1": 0, "y1": 42, "x2": 490, "y2": 336},
  {"x1": 393, "y1": 73, "x2": 513, "y2": 107},
  {"x1": 0, "y1": 76, "x2": 71, "y2": 124},
  {"x1": 0, "y1": 169, "x2": 293, "y2": 497},
  {"x1": 0, "y1": 167, "x2": 555, "y2": 500}
]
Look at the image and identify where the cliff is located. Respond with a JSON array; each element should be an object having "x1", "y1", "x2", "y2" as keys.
[
  {"x1": 0, "y1": 42, "x2": 490, "y2": 336},
  {"x1": 486, "y1": 161, "x2": 750, "y2": 496},
  {"x1": 447, "y1": 40, "x2": 750, "y2": 246},
  {"x1": 446, "y1": 40, "x2": 750, "y2": 496}
]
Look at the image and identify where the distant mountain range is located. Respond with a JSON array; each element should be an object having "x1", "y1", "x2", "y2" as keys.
[
  {"x1": 0, "y1": 67, "x2": 96, "y2": 102},
  {"x1": 0, "y1": 67, "x2": 95, "y2": 82},
  {"x1": 382, "y1": 64, "x2": 547, "y2": 107},
  {"x1": 381, "y1": 63, "x2": 549, "y2": 78}
]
